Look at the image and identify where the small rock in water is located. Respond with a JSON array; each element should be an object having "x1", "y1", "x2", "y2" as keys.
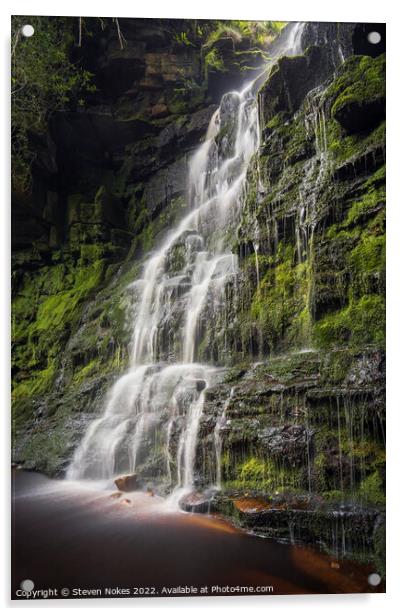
[
  {"x1": 110, "y1": 492, "x2": 122, "y2": 499},
  {"x1": 121, "y1": 498, "x2": 131, "y2": 505},
  {"x1": 179, "y1": 491, "x2": 211, "y2": 513},
  {"x1": 114, "y1": 473, "x2": 140, "y2": 492},
  {"x1": 195, "y1": 379, "x2": 207, "y2": 392},
  {"x1": 147, "y1": 487, "x2": 155, "y2": 497}
]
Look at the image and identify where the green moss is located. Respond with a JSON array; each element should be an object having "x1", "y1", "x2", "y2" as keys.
[
  {"x1": 345, "y1": 183, "x2": 385, "y2": 227},
  {"x1": 313, "y1": 294, "x2": 385, "y2": 348},
  {"x1": 325, "y1": 98, "x2": 385, "y2": 163},
  {"x1": 133, "y1": 195, "x2": 187, "y2": 255},
  {"x1": 35, "y1": 260, "x2": 104, "y2": 332},
  {"x1": 326, "y1": 226, "x2": 360, "y2": 241},
  {"x1": 239, "y1": 456, "x2": 266, "y2": 481},
  {"x1": 358, "y1": 471, "x2": 385, "y2": 506},
  {"x1": 245, "y1": 243, "x2": 311, "y2": 352},
  {"x1": 266, "y1": 112, "x2": 287, "y2": 131},
  {"x1": 223, "y1": 365, "x2": 248, "y2": 383},
  {"x1": 72, "y1": 358, "x2": 100, "y2": 385},
  {"x1": 12, "y1": 359, "x2": 57, "y2": 399},
  {"x1": 225, "y1": 456, "x2": 301, "y2": 493},
  {"x1": 319, "y1": 349, "x2": 354, "y2": 385},
  {"x1": 349, "y1": 233, "x2": 385, "y2": 276},
  {"x1": 79, "y1": 244, "x2": 106, "y2": 263},
  {"x1": 12, "y1": 259, "x2": 106, "y2": 401},
  {"x1": 329, "y1": 54, "x2": 385, "y2": 119}
]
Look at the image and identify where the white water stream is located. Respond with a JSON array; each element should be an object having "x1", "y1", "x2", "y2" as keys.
[{"x1": 68, "y1": 23, "x2": 305, "y2": 501}]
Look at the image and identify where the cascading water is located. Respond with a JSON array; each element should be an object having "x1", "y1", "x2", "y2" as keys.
[{"x1": 67, "y1": 22, "x2": 305, "y2": 501}]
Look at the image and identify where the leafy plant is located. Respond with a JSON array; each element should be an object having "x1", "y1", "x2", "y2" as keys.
[
  {"x1": 11, "y1": 16, "x2": 96, "y2": 192},
  {"x1": 173, "y1": 31, "x2": 195, "y2": 47},
  {"x1": 204, "y1": 48, "x2": 226, "y2": 75}
]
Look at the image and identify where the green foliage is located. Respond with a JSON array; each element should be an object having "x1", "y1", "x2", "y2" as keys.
[
  {"x1": 173, "y1": 31, "x2": 195, "y2": 47},
  {"x1": 202, "y1": 21, "x2": 286, "y2": 80},
  {"x1": 204, "y1": 48, "x2": 226, "y2": 75},
  {"x1": 11, "y1": 16, "x2": 95, "y2": 191},
  {"x1": 204, "y1": 21, "x2": 286, "y2": 49}
]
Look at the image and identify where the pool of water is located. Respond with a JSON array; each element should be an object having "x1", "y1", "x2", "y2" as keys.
[{"x1": 11, "y1": 470, "x2": 384, "y2": 599}]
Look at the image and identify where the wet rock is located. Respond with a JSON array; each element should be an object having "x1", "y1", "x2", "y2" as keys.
[
  {"x1": 233, "y1": 496, "x2": 272, "y2": 514},
  {"x1": 330, "y1": 54, "x2": 385, "y2": 134},
  {"x1": 334, "y1": 97, "x2": 385, "y2": 134},
  {"x1": 141, "y1": 156, "x2": 188, "y2": 217},
  {"x1": 157, "y1": 105, "x2": 217, "y2": 156},
  {"x1": 179, "y1": 490, "x2": 214, "y2": 513},
  {"x1": 214, "y1": 492, "x2": 381, "y2": 557},
  {"x1": 261, "y1": 46, "x2": 333, "y2": 122},
  {"x1": 373, "y1": 514, "x2": 386, "y2": 578},
  {"x1": 301, "y1": 22, "x2": 356, "y2": 63},
  {"x1": 114, "y1": 473, "x2": 140, "y2": 492},
  {"x1": 195, "y1": 379, "x2": 207, "y2": 392},
  {"x1": 258, "y1": 425, "x2": 314, "y2": 465}
]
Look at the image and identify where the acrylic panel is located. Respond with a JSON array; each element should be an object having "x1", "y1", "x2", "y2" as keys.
[{"x1": 11, "y1": 17, "x2": 386, "y2": 599}]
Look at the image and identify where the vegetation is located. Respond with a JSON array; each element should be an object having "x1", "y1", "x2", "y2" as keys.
[
  {"x1": 11, "y1": 16, "x2": 96, "y2": 192},
  {"x1": 203, "y1": 21, "x2": 286, "y2": 49},
  {"x1": 328, "y1": 54, "x2": 385, "y2": 119}
]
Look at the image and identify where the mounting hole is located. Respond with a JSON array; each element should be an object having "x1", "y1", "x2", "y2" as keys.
[
  {"x1": 20, "y1": 579, "x2": 35, "y2": 592},
  {"x1": 367, "y1": 31, "x2": 381, "y2": 45},
  {"x1": 368, "y1": 572, "x2": 382, "y2": 586},
  {"x1": 21, "y1": 24, "x2": 35, "y2": 38}
]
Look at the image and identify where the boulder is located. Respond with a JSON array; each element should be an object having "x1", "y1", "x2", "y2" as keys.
[
  {"x1": 179, "y1": 490, "x2": 213, "y2": 513},
  {"x1": 114, "y1": 473, "x2": 140, "y2": 492}
]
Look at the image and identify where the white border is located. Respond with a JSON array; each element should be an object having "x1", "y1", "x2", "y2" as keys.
[{"x1": 1, "y1": 0, "x2": 400, "y2": 613}]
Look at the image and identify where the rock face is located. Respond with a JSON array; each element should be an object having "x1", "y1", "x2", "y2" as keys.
[
  {"x1": 213, "y1": 491, "x2": 380, "y2": 559},
  {"x1": 198, "y1": 51, "x2": 385, "y2": 365},
  {"x1": 12, "y1": 19, "x2": 385, "y2": 571}
]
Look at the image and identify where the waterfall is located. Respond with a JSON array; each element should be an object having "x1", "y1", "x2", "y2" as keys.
[{"x1": 67, "y1": 23, "x2": 305, "y2": 499}]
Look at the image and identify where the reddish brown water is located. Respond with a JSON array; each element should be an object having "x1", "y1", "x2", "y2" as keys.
[{"x1": 11, "y1": 470, "x2": 384, "y2": 599}]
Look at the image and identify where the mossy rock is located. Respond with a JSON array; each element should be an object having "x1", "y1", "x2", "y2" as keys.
[{"x1": 330, "y1": 54, "x2": 385, "y2": 133}]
